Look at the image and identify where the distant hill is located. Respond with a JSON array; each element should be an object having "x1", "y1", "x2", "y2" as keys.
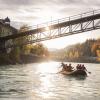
[
  {"x1": 50, "y1": 38, "x2": 100, "y2": 63},
  {"x1": 48, "y1": 48, "x2": 59, "y2": 52}
]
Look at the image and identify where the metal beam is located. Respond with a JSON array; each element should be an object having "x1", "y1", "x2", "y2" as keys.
[
  {"x1": 1, "y1": 9, "x2": 100, "y2": 49},
  {"x1": 0, "y1": 10, "x2": 100, "y2": 41}
]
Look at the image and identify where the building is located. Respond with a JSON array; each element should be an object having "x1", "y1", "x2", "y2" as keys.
[
  {"x1": 0, "y1": 17, "x2": 17, "y2": 37},
  {"x1": 0, "y1": 17, "x2": 18, "y2": 53}
]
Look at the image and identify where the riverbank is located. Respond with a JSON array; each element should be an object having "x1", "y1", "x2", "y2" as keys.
[
  {"x1": 51, "y1": 57, "x2": 100, "y2": 63},
  {"x1": 0, "y1": 53, "x2": 49, "y2": 66},
  {"x1": 0, "y1": 53, "x2": 100, "y2": 66},
  {"x1": 0, "y1": 53, "x2": 13, "y2": 65}
]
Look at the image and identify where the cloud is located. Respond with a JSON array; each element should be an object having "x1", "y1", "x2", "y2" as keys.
[
  {"x1": 0, "y1": 0, "x2": 100, "y2": 28},
  {"x1": 1, "y1": 0, "x2": 100, "y2": 7},
  {"x1": 0, "y1": 0, "x2": 55, "y2": 6},
  {"x1": 0, "y1": 0, "x2": 35, "y2": 5}
]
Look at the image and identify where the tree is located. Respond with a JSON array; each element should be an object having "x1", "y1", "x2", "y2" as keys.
[
  {"x1": 9, "y1": 25, "x2": 31, "y2": 62},
  {"x1": 30, "y1": 43, "x2": 49, "y2": 57},
  {"x1": 13, "y1": 25, "x2": 31, "y2": 54},
  {"x1": 9, "y1": 47, "x2": 20, "y2": 62}
]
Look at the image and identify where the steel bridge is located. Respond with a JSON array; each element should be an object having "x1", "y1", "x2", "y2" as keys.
[{"x1": 1, "y1": 9, "x2": 100, "y2": 49}]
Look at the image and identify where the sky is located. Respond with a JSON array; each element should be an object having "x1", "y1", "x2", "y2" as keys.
[{"x1": 0, "y1": 0, "x2": 100, "y2": 49}]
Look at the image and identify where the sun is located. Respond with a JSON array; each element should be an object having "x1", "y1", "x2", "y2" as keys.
[{"x1": 45, "y1": 26, "x2": 50, "y2": 31}]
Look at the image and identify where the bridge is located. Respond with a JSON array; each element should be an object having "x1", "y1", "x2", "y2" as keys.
[{"x1": 1, "y1": 9, "x2": 100, "y2": 49}]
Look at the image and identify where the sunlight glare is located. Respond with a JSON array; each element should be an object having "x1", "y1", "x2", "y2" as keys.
[
  {"x1": 37, "y1": 62, "x2": 58, "y2": 73},
  {"x1": 42, "y1": 31, "x2": 100, "y2": 49},
  {"x1": 36, "y1": 62, "x2": 59, "y2": 99},
  {"x1": 45, "y1": 26, "x2": 50, "y2": 31}
]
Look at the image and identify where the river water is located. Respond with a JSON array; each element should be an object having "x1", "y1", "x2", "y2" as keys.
[{"x1": 0, "y1": 61, "x2": 100, "y2": 100}]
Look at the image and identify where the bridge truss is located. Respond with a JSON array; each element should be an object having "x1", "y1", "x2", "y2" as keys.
[{"x1": 1, "y1": 9, "x2": 100, "y2": 48}]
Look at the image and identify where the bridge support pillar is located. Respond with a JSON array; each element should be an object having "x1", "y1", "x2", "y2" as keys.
[{"x1": 0, "y1": 40, "x2": 7, "y2": 53}]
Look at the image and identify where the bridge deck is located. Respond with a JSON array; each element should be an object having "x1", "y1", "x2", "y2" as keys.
[{"x1": 0, "y1": 9, "x2": 100, "y2": 41}]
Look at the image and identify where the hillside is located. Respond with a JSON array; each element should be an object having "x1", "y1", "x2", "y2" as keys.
[{"x1": 50, "y1": 39, "x2": 100, "y2": 63}]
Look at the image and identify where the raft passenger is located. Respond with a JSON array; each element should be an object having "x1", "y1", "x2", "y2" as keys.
[
  {"x1": 81, "y1": 64, "x2": 87, "y2": 71},
  {"x1": 76, "y1": 64, "x2": 80, "y2": 70},
  {"x1": 61, "y1": 62, "x2": 67, "y2": 71},
  {"x1": 67, "y1": 63, "x2": 73, "y2": 71}
]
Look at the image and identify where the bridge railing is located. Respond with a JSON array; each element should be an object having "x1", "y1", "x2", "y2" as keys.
[
  {"x1": 30, "y1": 9, "x2": 100, "y2": 31},
  {"x1": 1, "y1": 9, "x2": 100, "y2": 48},
  {"x1": 94, "y1": 9, "x2": 100, "y2": 15}
]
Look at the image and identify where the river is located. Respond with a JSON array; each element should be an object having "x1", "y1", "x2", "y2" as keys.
[{"x1": 0, "y1": 61, "x2": 100, "y2": 100}]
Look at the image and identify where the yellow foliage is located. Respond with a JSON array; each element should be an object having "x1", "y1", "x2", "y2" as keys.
[{"x1": 96, "y1": 50, "x2": 100, "y2": 57}]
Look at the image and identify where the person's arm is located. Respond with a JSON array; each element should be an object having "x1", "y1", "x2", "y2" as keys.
[{"x1": 85, "y1": 67, "x2": 87, "y2": 71}]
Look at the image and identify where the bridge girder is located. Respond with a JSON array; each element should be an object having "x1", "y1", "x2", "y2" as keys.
[{"x1": 1, "y1": 9, "x2": 100, "y2": 48}]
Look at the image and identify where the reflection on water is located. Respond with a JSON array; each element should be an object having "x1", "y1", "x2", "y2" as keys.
[
  {"x1": 0, "y1": 62, "x2": 100, "y2": 100},
  {"x1": 36, "y1": 62, "x2": 59, "y2": 99}
]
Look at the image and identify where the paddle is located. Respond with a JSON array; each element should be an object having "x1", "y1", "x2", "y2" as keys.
[
  {"x1": 83, "y1": 66, "x2": 91, "y2": 74},
  {"x1": 87, "y1": 71, "x2": 91, "y2": 74},
  {"x1": 85, "y1": 69, "x2": 91, "y2": 74},
  {"x1": 58, "y1": 65, "x2": 62, "y2": 68}
]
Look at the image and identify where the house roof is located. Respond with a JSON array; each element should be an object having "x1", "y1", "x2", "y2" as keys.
[
  {"x1": 4, "y1": 17, "x2": 10, "y2": 22},
  {"x1": 0, "y1": 17, "x2": 18, "y2": 33}
]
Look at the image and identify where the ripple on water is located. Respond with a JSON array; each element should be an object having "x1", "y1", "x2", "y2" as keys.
[{"x1": 0, "y1": 62, "x2": 100, "y2": 100}]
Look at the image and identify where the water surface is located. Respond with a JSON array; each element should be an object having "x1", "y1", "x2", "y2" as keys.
[{"x1": 0, "y1": 61, "x2": 100, "y2": 100}]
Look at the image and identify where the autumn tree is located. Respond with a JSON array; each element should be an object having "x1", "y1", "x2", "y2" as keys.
[
  {"x1": 30, "y1": 43, "x2": 49, "y2": 57},
  {"x1": 9, "y1": 25, "x2": 31, "y2": 62}
]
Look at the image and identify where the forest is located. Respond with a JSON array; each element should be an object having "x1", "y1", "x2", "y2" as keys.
[
  {"x1": 0, "y1": 25, "x2": 49, "y2": 65},
  {"x1": 50, "y1": 38, "x2": 100, "y2": 63},
  {"x1": 0, "y1": 24, "x2": 100, "y2": 64}
]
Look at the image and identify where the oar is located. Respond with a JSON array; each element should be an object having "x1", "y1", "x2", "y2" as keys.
[
  {"x1": 87, "y1": 71, "x2": 91, "y2": 74},
  {"x1": 57, "y1": 66, "x2": 63, "y2": 74},
  {"x1": 85, "y1": 69, "x2": 91, "y2": 74},
  {"x1": 58, "y1": 66, "x2": 62, "y2": 69},
  {"x1": 83, "y1": 66, "x2": 91, "y2": 74}
]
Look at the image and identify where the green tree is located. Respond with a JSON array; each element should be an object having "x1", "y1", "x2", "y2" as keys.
[
  {"x1": 30, "y1": 43, "x2": 49, "y2": 57},
  {"x1": 12, "y1": 24, "x2": 32, "y2": 55},
  {"x1": 9, "y1": 47, "x2": 20, "y2": 62},
  {"x1": 9, "y1": 25, "x2": 31, "y2": 62}
]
